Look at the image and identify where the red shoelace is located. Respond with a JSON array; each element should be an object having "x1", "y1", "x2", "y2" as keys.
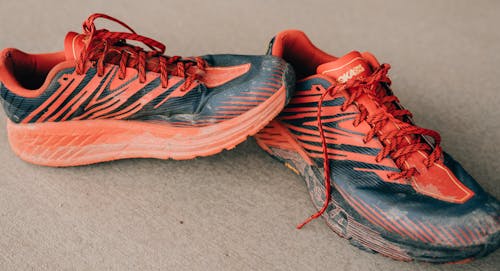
[
  {"x1": 76, "y1": 13, "x2": 206, "y2": 89},
  {"x1": 297, "y1": 64, "x2": 443, "y2": 229}
]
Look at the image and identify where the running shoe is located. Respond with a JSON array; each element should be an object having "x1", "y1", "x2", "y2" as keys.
[
  {"x1": 255, "y1": 30, "x2": 499, "y2": 263},
  {"x1": 0, "y1": 14, "x2": 294, "y2": 166}
]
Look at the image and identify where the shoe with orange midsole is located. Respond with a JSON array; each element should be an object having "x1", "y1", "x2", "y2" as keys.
[
  {"x1": 0, "y1": 14, "x2": 294, "y2": 166},
  {"x1": 255, "y1": 30, "x2": 499, "y2": 263}
]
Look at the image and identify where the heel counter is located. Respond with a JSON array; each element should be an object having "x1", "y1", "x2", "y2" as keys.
[
  {"x1": 0, "y1": 82, "x2": 25, "y2": 123},
  {"x1": 0, "y1": 51, "x2": 16, "y2": 122},
  {"x1": 0, "y1": 49, "x2": 30, "y2": 123}
]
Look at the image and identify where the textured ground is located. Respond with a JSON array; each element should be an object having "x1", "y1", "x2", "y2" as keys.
[{"x1": 0, "y1": 0, "x2": 499, "y2": 270}]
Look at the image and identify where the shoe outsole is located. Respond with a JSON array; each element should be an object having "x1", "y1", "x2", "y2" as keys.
[
  {"x1": 254, "y1": 120, "x2": 499, "y2": 264},
  {"x1": 6, "y1": 64, "x2": 294, "y2": 167}
]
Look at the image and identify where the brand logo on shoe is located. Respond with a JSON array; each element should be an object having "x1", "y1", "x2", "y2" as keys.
[{"x1": 337, "y1": 64, "x2": 365, "y2": 83}]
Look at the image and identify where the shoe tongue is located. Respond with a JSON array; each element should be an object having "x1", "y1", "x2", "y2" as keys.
[
  {"x1": 317, "y1": 51, "x2": 372, "y2": 83},
  {"x1": 64, "y1": 32, "x2": 86, "y2": 60}
]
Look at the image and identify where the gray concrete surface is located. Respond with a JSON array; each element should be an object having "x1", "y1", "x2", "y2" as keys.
[{"x1": 0, "y1": 0, "x2": 499, "y2": 270}]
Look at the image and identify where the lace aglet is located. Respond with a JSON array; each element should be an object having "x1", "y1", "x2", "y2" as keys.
[{"x1": 296, "y1": 215, "x2": 316, "y2": 229}]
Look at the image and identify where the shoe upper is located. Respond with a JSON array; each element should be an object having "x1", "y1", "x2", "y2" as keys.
[
  {"x1": 0, "y1": 14, "x2": 293, "y2": 126},
  {"x1": 265, "y1": 30, "x2": 500, "y2": 251}
]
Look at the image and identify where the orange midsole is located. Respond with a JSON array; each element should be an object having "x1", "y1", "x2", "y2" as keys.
[{"x1": 7, "y1": 85, "x2": 286, "y2": 166}]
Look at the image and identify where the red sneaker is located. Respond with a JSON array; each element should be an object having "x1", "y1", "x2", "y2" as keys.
[
  {"x1": 255, "y1": 30, "x2": 499, "y2": 263},
  {"x1": 0, "y1": 14, "x2": 294, "y2": 166}
]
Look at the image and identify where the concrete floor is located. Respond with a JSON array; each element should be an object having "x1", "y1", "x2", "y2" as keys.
[{"x1": 0, "y1": 0, "x2": 499, "y2": 270}]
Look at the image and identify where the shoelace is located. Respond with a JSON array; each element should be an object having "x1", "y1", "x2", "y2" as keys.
[
  {"x1": 297, "y1": 64, "x2": 442, "y2": 229},
  {"x1": 76, "y1": 13, "x2": 206, "y2": 89}
]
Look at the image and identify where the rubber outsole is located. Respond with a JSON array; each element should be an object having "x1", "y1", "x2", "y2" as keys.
[
  {"x1": 6, "y1": 74, "x2": 291, "y2": 167},
  {"x1": 254, "y1": 120, "x2": 498, "y2": 264}
]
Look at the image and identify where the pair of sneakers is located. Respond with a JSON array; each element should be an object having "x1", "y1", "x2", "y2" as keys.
[{"x1": 0, "y1": 14, "x2": 498, "y2": 263}]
